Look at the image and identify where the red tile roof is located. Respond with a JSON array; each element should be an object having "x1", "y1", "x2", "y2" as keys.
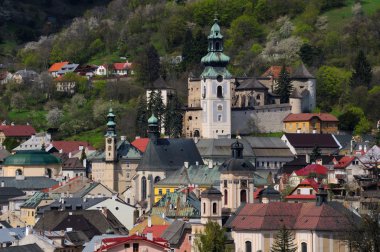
[
  {"x1": 48, "y1": 62, "x2": 69, "y2": 72},
  {"x1": 334, "y1": 156, "x2": 355, "y2": 169},
  {"x1": 131, "y1": 138, "x2": 149, "y2": 152},
  {"x1": 295, "y1": 164, "x2": 328, "y2": 176},
  {"x1": 50, "y1": 141, "x2": 95, "y2": 154},
  {"x1": 113, "y1": 62, "x2": 132, "y2": 70},
  {"x1": 254, "y1": 188, "x2": 264, "y2": 199},
  {"x1": 0, "y1": 125, "x2": 36, "y2": 137},
  {"x1": 229, "y1": 202, "x2": 352, "y2": 231},
  {"x1": 285, "y1": 194, "x2": 316, "y2": 200},
  {"x1": 142, "y1": 225, "x2": 169, "y2": 238},
  {"x1": 299, "y1": 178, "x2": 319, "y2": 191},
  {"x1": 261, "y1": 66, "x2": 292, "y2": 79},
  {"x1": 283, "y1": 113, "x2": 338, "y2": 122},
  {"x1": 97, "y1": 235, "x2": 169, "y2": 251}
]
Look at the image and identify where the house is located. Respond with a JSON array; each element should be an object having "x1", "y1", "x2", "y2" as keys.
[
  {"x1": 48, "y1": 62, "x2": 69, "y2": 77},
  {"x1": 285, "y1": 178, "x2": 319, "y2": 203},
  {"x1": 0, "y1": 149, "x2": 11, "y2": 176},
  {"x1": 2, "y1": 150, "x2": 61, "y2": 179},
  {"x1": 243, "y1": 136, "x2": 294, "y2": 171},
  {"x1": 0, "y1": 227, "x2": 25, "y2": 248},
  {"x1": 47, "y1": 140, "x2": 95, "y2": 157},
  {"x1": 195, "y1": 138, "x2": 254, "y2": 166},
  {"x1": 227, "y1": 199, "x2": 354, "y2": 252},
  {"x1": 129, "y1": 215, "x2": 170, "y2": 236},
  {"x1": 33, "y1": 210, "x2": 128, "y2": 239},
  {"x1": 20, "y1": 192, "x2": 54, "y2": 226},
  {"x1": 56, "y1": 63, "x2": 79, "y2": 76},
  {"x1": 0, "y1": 177, "x2": 58, "y2": 195},
  {"x1": 283, "y1": 113, "x2": 339, "y2": 134},
  {"x1": 0, "y1": 186, "x2": 25, "y2": 214},
  {"x1": 95, "y1": 235, "x2": 170, "y2": 252},
  {"x1": 281, "y1": 133, "x2": 340, "y2": 155},
  {"x1": 12, "y1": 70, "x2": 39, "y2": 84},
  {"x1": 113, "y1": 61, "x2": 132, "y2": 76},
  {"x1": 0, "y1": 243, "x2": 43, "y2": 251},
  {"x1": 0, "y1": 124, "x2": 36, "y2": 148},
  {"x1": 74, "y1": 65, "x2": 98, "y2": 78},
  {"x1": 95, "y1": 65, "x2": 111, "y2": 76},
  {"x1": 54, "y1": 153, "x2": 86, "y2": 179},
  {"x1": 160, "y1": 220, "x2": 192, "y2": 252},
  {"x1": 13, "y1": 133, "x2": 52, "y2": 151},
  {"x1": 288, "y1": 164, "x2": 328, "y2": 187},
  {"x1": 254, "y1": 186, "x2": 281, "y2": 203}
]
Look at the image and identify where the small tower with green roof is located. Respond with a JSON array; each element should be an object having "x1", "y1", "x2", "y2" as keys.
[
  {"x1": 105, "y1": 108, "x2": 117, "y2": 162},
  {"x1": 147, "y1": 114, "x2": 159, "y2": 144},
  {"x1": 200, "y1": 18, "x2": 232, "y2": 139}
]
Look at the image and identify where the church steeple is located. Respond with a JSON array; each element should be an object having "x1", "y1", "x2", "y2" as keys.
[
  {"x1": 105, "y1": 108, "x2": 117, "y2": 162},
  {"x1": 201, "y1": 18, "x2": 231, "y2": 78},
  {"x1": 147, "y1": 114, "x2": 159, "y2": 144},
  {"x1": 105, "y1": 108, "x2": 116, "y2": 137}
]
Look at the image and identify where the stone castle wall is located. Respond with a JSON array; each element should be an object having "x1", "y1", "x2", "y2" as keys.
[{"x1": 231, "y1": 104, "x2": 291, "y2": 134}]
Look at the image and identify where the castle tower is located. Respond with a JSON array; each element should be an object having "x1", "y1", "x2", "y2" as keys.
[
  {"x1": 200, "y1": 18, "x2": 232, "y2": 139},
  {"x1": 200, "y1": 187, "x2": 222, "y2": 226},
  {"x1": 105, "y1": 108, "x2": 117, "y2": 162}
]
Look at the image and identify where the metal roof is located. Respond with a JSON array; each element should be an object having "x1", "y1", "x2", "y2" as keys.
[
  {"x1": 243, "y1": 137, "x2": 288, "y2": 149},
  {"x1": 3, "y1": 150, "x2": 61, "y2": 166},
  {"x1": 0, "y1": 177, "x2": 58, "y2": 190},
  {"x1": 196, "y1": 138, "x2": 254, "y2": 158}
]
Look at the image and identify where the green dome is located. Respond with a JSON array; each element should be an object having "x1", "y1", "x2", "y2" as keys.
[
  {"x1": 148, "y1": 114, "x2": 158, "y2": 124},
  {"x1": 3, "y1": 150, "x2": 61, "y2": 166},
  {"x1": 209, "y1": 19, "x2": 223, "y2": 39},
  {"x1": 107, "y1": 108, "x2": 115, "y2": 118}
]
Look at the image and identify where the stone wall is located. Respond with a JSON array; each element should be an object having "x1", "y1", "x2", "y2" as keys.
[{"x1": 232, "y1": 104, "x2": 291, "y2": 134}]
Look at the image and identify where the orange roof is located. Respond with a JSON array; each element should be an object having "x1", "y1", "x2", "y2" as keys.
[
  {"x1": 262, "y1": 66, "x2": 292, "y2": 79},
  {"x1": 131, "y1": 138, "x2": 149, "y2": 153},
  {"x1": 283, "y1": 113, "x2": 338, "y2": 122},
  {"x1": 48, "y1": 62, "x2": 69, "y2": 72},
  {"x1": 334, "y1": 156, "x2": 355, "y2": 169},
  {"x1": 0, "y1": 125, "x2": 36, "y2": 137},
  {"x1": 142, "y1": 225, "x2": 169, "y2": 238}
]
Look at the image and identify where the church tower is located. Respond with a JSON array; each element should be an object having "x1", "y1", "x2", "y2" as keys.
[
  {"x1": 200, "y1": 18, "x2": 232, "y2": 139},
  {"x1": 105, "y1": 108, "x2": 117, "y2": 162}
]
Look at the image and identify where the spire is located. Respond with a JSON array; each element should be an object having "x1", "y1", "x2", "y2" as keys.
[
  {"x1": 200, "y1": 18, "x2": 231, "y2": 78},
  {"x1": 147, "y1": 113, "x2": 159, "y2": 144},
  {"x1": 231, "y1": 140, "x2": 244, "y2": 159},
  {"x1": 105, "y1": 108, "x2": 116, "y2": 137}
]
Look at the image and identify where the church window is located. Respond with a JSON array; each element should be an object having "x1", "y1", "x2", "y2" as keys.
[
  {"x1": 218, "y1": 115, "x2": 222, "y2": 122},
  {"x1": 245, "y1": 241, "x2": 252, "y2": 252},
  {"x1": 224, "y1": 190, "x2": 228, "y2": 205},
  {"x1": 256, "y1": 94, "x2": 260, "y2": 100},
  {"x1": 217, "y1": 105, "x2": 223, "y2": 111},
  {"x1": 203, "y1": 203, "x2": 206, "y2": 214},
  {"x1": 212, "y1": 202, "x2": 217, "y2": 214},
  {"x1": 224, "y1": 180, "x2": 228, "y2": 187},
  {"x1": 215, "y1": 42, "x2": 220, "y2": 50},
  {"x1": 217, "y1": 85, "x2": 223, "y2": 98},
  {"x1": 301, "y1": 242, "x2": 307, "y2": 252},
  {"x1": 141, "y1": 176, "x2": 147, "y2": 200},
  {"x1": 16, "y1": 169, "x2": 22, "y2": 176}
]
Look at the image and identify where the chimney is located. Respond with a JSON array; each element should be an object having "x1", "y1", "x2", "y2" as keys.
[
  {"x1": 184, "y1": 161, "x2": 189, "y2": 169},
  {"x1": 147, "y1": 216, "x2": 152, "y2": 228},
  {"x1": 25, "y1": 226, "x2": 31, "y2": 236},
  {"x1": 68, "y1": 152, "x2": 72, "y2": 158}
]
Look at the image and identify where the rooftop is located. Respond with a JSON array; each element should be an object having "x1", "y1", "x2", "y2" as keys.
[
  {"x1": 3, "y1": 150, "x2": 61, "y2": 166},
  {"x1": 283, "y1": 113, "x2": 338, "y2": 122},
  {"x1": 0, "y1": 125, "x2": 35, "y2": 137}
]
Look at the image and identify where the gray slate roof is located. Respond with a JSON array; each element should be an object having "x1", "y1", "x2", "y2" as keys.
[
  {"x1": 57, "y1": 63, "x2": 79, "y2": 75},
  {"x1": 196, "y1": 138, "x2": 254, "y2": 158},
  {"x1": 291, "y1": 63, "x2": 315, "y2": 79},
  {"x1": 243, "y1": 137, "x2": 288, "y2": 149},
  {"x1": 137, "y1": 138, "x2": 203, "y2": 172},
  {"x1": 91, "y1": 140, "x2": 141, "y2": 161},
  {"x1": 0, "y1": 177, "x2": 58, "y2": 191},
  {"x1": 0, "y1": 228, "x2": 25, "y2": 243},
  {"x1": 37, "y1": 197, "x2": 108, "y2": 214},
  {"x1": 0, "y1": 244, "x2": 43, "y2": 252},
  {"x1": 235, "y1": 78, "x2": 268, "y2": 90},
  {"x1": 160, "y1": 220, "x2": 191, "y2": 246},
  {"x1": 0, "y1": 187, "x2": 25, "y2": 204}
]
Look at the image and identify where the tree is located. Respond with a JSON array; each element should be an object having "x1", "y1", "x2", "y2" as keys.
[
  {"x1": 135, "y1": 45, "x2": 161, "y2": 86},
  {"x1": 2, "y1": 137, "x2": 19, "y2": 151},
  {"x1": 310, "y1": 145, "x2": 322, "y2": 164},
  {"x1": 135, "y1": 95, "x2": 148, "y2": 137},
  {"x1": 274, "y1": 65, "x2": 293, "y2": 103},
  {"x1": 196, "y1": 221, "x2": 227, "y2": 252},
  {"x1": 299, "y1": 44, "x2": 323, "y2": 67},
  {"x1": 46, "y1": 108, "x2": 63, "y2": 128},
  {"x1": 271, "y1": 225, "x2": 297, "y2": 252},
  {"x1": 338, "y1": 108, "x2": 362, "y2": 132},
  {"x1": 351, "y1": 50, "x2": 372, "y2": 89},
  {"x1": 164, "y1": 93, "x2": 183, "y2": 137},
  {"x1": 147, "y1": 90, "x2": 165, "y2": 132}
]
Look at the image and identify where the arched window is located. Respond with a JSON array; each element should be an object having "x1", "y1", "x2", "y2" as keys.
[
  {"x1": 212, "y1": 202, "x2": 217, "y2": 214},
  {"x1": 245, "y1": 241, "x2": 252, "y2": 252},
  {"x1": 154, "y1": 176, "x2": 161, "y2": 183},
  {"x1": 224, "y1": 190, "x2": 228, "y2": 205},
  {"x1": 16, "y1": 169, "x2": 22, "y2": 176},
  {"x1": 202, "y1": 86, "x2": 206, "y2": 98},
  {"x1": 301, "y1": 242, "x2": 307, "y2": 252},
  {"x1": 240, "y1": 190, "x2": 247, "y2": 204},
  {"x1": 203, "y1": 202, "x2": 206, "y2": 214},
  {"x1": 141, "y1": 176, "x2": 147, "y2": 200},
  {"x1": 217, "y1": 86, "x2": 223, "y2": 98},
  {"x1": 256, "y1": 94, "x2": 260, "y2": 100},
  {"x1": 217, "y1": 105, "x2": 223, "y2": 111},
  {"x1": 46, "y1": 169, "x2": 52, "y2": 178},
  {"x1": 194, "y1": 130, "x2": 200, "y2": 137}
]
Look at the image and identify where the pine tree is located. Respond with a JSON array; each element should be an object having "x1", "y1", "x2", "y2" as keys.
[
  {"x1": 164, "y1": 92, "x2": 183, "y2": 137},
  {"x1": 351, "y1": 50, "x2": 372, "y2": 88},
  {"x1": 147, "y1": 90, "x2": 165, "y2": 133},
  {"x1": 271, "y1": 225, "x2": 298, "y2": 252},
  {"x1": 274, "y1": 65, "x2": 293, "y2": 103},
  {"x1": 135, "y1": 95, "x2": 148, "y2": 137},
  {"x1": 310, "y1": 145, "x2": 322, "y2": 164},
  {"x1": 196, "y1": 221, "x2": 227, "y2": 252},
  {"x1": 135, "y1": 45, "x2": 161, "y2": 86}
]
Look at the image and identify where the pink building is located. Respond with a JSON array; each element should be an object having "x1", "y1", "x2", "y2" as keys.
[{"x1": 96, "y1": 235, "x2": 170, "y2": 252}]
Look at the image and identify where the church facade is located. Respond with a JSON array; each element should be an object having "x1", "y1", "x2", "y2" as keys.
[{"x1": 183, "y1": 20, "x2": 316, "y2": 138}]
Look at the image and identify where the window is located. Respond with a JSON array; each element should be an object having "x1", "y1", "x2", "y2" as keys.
[
  {"x1": 217, "y1": 86, "x2": 223, "y2": 98},
  {"x1": 212, "y1": 202, "x2": 217, "y2": 214},
  {"x1": 218, "y1": 115, "x2": 222, "y2": 122},
  {"x1": 256, "y1": 94, "x2": 260, "y2": 100},
  {"x1": 15, "y1": 169, "x2": 22, "y2": 176},
  {"x1": 245, "y1": 241, "x2": 252, "y2": 252},
  {"x1": 240, "y1": 190, "x2": 247, "y2": 203},
  {"x1": 166, "y1": 189, "x2": 170, "y2": 193},
  {"x1": 223, "y1": 180, "x2": 228, "y2": 187},
  {"x1": 141, "y1": 176, "x2": 147, "y2": 200},
  {"x1": 215, "y1": 42, "x2": 220, "y2": 50},
  {"x1": 203, "y1": 202, "x2": 206, "y2": 214},
  {"x1": 133, "y1": 243, "x2": 139, "y2": 252},
  {"x1": 297, "y1": 189, "x2": 301, "y2": 195},
  {"x1": 301, "y1": 242, "x2": 307, "y2": 252},
  {"x1": 217, "y1": 105, "x2": 223, "y2": 111},
  {"x1": 154, "y1": 176, "x2": 161, "y2": 183},
  {"x1": 159, "y1": 189, "x2": 163, "y2": 195},
  {"x1": 224, "y1": 190, "x2": 228, "y2": 205},
  {"x1": 310, "y1": 189, "x2": 313, "y2": 195}
]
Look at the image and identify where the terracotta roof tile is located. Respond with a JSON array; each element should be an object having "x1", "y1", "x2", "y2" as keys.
[
  {"x1": 283, "y1": 113, "x2": 338, "y2": 122},
  {"x1": 131, "y1": 138, "x2": 149, "y2": 153},
  {"x1": 48, "y1": 62, "x2": 69, "y2": 72},
  {"x1": 50, "y1": 141, "x2": 95, "y2": 154},
  {"x1": 142, "y1": 225, "x2": 169, "y2": 238},
  {"x1": 295, "y1": 164, "x2": 328, "y2": 176},
  {"x1": 113, "y1": 62, "x2": 132, "y2": 70},
  {"x1": 334, "y1": 156, "x2": 355, "y2": 169},
  {"x1": 285, "y1": 195, "x2": 316, "y2": 200},
  {"x1": 0, "y1": 125, "x2": 36, "y2": 137},
  {"x1": 261, "y1": 66, "x2": 292, "y2": 79}
]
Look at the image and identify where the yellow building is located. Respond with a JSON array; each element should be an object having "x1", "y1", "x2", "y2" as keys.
[
  {"x1": 283, "y1": 113, "x2": 339, "y2": 134},
  {"x1": 2, "y1": 150, "x2": 61, "y2": 179},
  {"x1": 20, "y1": 192, "x2": 54, "y2": 226}
]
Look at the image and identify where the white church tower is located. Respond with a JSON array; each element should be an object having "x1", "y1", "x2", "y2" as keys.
[{"x1": 200, "y1": 18, "x2": 232, "y2": 139}]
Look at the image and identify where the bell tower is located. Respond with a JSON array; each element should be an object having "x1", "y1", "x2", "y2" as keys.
[
  {"x1": 105, "y1": 108, "x2": 117, "y2": 162},
  {"x1": 200, "y1": 18, "x2": 232, "y2": 139}
]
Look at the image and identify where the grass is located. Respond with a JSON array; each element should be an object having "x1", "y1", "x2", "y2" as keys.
[
  {"x1": 7, "y1": 110, "x2": 47, "y2": 131},
  {"x1": 324, "y1": 0, "x2": 380, "y2": 32},
  {"x1": 65, "y1": 127, "x2": 105, "y2": 149}
]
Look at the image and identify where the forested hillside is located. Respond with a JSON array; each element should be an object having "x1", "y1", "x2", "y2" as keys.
[{"x1": 1, "y1": 0, "x2": 380, "y2": 147}]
